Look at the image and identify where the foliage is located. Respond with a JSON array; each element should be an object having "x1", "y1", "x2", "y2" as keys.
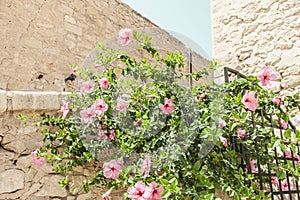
[{"x1": 22, "y1": 30, "x2": 300, "y2": 200}]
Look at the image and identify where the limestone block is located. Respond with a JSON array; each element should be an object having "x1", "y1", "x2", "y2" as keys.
[
  {"x1": 260, "y1": 0, "x2": 275, "y2": 9},
  {"x1": 9, "y1": 91, "x2": 70, "y2": 111},
  {"x1": 22, "y1": 37, "x2": 43, "y2": 49},
  {"x1": 32, "y1": 169, "x2": 46, "y2": 183},
  {"x1": 21, "y1": 183, "x2": 43, "y2": 200},
  {"x1": 35, "y1": 175, "x2": 67, "y2": 197},
  {"x1": 281, "y1": 75, "x2": 300, "y2": 89},
  {"x1": 0, "y1": 169, "x2": 25, "y2": 193},
  {"x1": 17, "y1": 155, "x2": 32, "y2": 169},
  {"x1": 3, "y1": 139, "x2": 27, "y2": 154},
  {"x1": 282, "y1": 66, "x2": 300, "y2": 76},
  {"x1": 0, "y1": 188, "x2": 25, "y2": 199},
  {"x1": 57, "y1": 4, "x2": 74, "y2": 15},
  {"x1": 64, "y1": 22, "x2": 82, "y2": 36},
  {"x1": 0, "y1": 90, "x2": 6, "y2": 113},
  {"x1": 65, "y1": 15, "x2": 76, "y2": 24},
  {"x1": 17, "y1": 125, "x2": 37, "y2": 135},
  {"x1": 0, "y1": 149, "x2": 14, "y2": 171},
  {"x1": 294, "y1": 39, "x2": 300, "y2": 47},
  {"x1": 1, "y1": 134, "x2": 15, "y2": 144},
  {"x1": 77, "y1": 191, "x2": 97, "y2": 200},
  {"x1": 28, "y1": 195, "x2": 50, "y2": 200},
  {"x1": 25, "y1": 168, "x2": 37, "y2": 183}
]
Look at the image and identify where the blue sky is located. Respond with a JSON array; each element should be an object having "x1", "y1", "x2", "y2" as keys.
[{"x1": 121, "y1": 0, "x2": 212, "y2": 59}]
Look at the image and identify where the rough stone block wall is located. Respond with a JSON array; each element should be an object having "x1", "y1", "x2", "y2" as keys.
[
  {"x1": 0, "y1": 111, "x2": 126, "y2": 200},
  {"x1": 0, "y1": 0, "x2": 210, "y2": 199},
  {"x1": 1, "y1": 0, "x2": 156, "y2": 91},
  {"x1": 211, "y1": 0, "x2": 300, "y2": 127}
]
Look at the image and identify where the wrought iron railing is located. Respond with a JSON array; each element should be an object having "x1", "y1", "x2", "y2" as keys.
[{"x1": 224, "y1": 67, "x2": 300, "y2": 200}]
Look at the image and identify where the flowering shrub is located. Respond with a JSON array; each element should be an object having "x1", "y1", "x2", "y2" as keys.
[{"x1": 23, "y1": 29, "x2": 300, "y2": 199}]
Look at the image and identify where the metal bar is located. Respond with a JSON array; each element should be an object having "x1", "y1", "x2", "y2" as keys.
[
  {"x1": 188, "y1": 48, "x2": 192, "y2": 88},
  {"x1": 261, "y1": 109, "x2": 274, "y2": 200},
  {"x1": 224, "y1": 67, "x2": 229, "y2": 83}
]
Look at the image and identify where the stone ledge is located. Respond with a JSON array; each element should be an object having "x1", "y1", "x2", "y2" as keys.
[
  {"x1": 0, "y1": 90, "x2": 70, "y2": 113},
  {"x1": 0, "y1": 90, "x2": 6, "y2": 113}
]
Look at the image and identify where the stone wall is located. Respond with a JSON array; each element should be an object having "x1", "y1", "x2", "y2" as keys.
[
  {"x1": 1, "y1": 0, "x2": 209, "y2": 92},
  {"x1": 0, "y1": 0, "x2": 210, "y2": 199},
  {"x1": 0, "y1": 110, "x2": 122, "y2": 200},
  {"x1": 211, "y1": 0, "x2": 300, "y2": 126},
  {"x1": 1, "y1": 0, "x2": 156, "y2": 91}
]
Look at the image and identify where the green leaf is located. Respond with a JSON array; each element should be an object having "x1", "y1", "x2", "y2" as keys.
[
  {"x1": 296, "y1": 130, "x2": 300, "y2": 142},
  {"x1": 83, "y1": 180, "x2": 89, "y2": 193},
  {"x1": 276, "y1": 170, "x2": 286, "y2": 180},
  {"x1": 192, "y1": 161, "x2": 201, "y2": 172},
  {"x1": 284, "y1": 130, "x2": 292, "y2": 140},
  {"x1": 160, "y1": 179, "x2": 169, "y2": 185},
  {"x1": 58, "y1": 177, "x2": 68, "y2": 188}
]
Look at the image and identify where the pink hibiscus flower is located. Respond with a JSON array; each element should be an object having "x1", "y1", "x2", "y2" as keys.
[
  {"x1": 135, "y1": 118, "x2": 142, "y2": 126},
  {"x1": 80, "y1": 107, "x2": 96, "y2": 124},
  {"x1": 272, "y1": 96, "x2": 283, "y2": 105},
  {"x1": 93, "y1": 99, "x2": 108, "y2": 116},
  {"x1": 198, "y1": 93, "x2": 206, "y2": 99},
  {"x1": 218, "y1": 119, "x2": 226, "y2": 128},
  {"x1": 99, "y1": 77, "x2": 109, "y2": 89},
  {"x1": 141, "y1": 155, "x2": 151, "y2": 178},
  {"x1": 237, "y1": 129, "x2": 246, "y2": 138},
  {"x1": 60, "y1": 100, "x2": 70, "y2": 119},
  {"x1": 279, "y1": 119, "x2": 288, "y2": 129},
  {"x1": 250, "y1": 159, "x2": 257, "y2": 173},
  {"x1": 219, "y1": 136, "x2": 227, "y2": 147},
  {"x1": 116, "y1": 98, "x2": 130, "y2": 112},
  {"x1": 103, "y1": 159, "x2": 123, "y2": 179},
  {"x1": 31, "y1": 150, "x2": 45, "y2": 167},
  {"x1": 97, "y1": 133, "x2": 108, "y2": 140},
  {"x1": 242, "y1": 91, "x2": 259, "y2": 111},
  {"x1": 294, "y1": 154, "x2": 300, "y2": 162},
  {"x1": 102, "y1": 188, "x2": 112, "y2": 200},
  {"x1": 284, "y1": 151, "x2": 292, "y2": 158},
  {"x1": 281, "y1": 179, "x2": 293, "y2": 191},
  {"x1": 108, "y1": 130, "x2": 115, "y2": 140},
  {"x1": 271, "y1": 176, "x2": 279, "y2": 187},
  {"x1": 118, "y1": 28, "x2": 133, "y2": 46},
  {"x1": 148, "y1": 182, "x2": 164, "y2": 200},
  {"x1": 79, "y1": 80, "x2": 95, "y2": 95},
  {"x1": 159, "y1": 98, "x2": 175, "y2": 115},
  {"x1": 127, "y1": 181, "x2": 151, "y2": 200},
  {"x1": 257, "y1": 66, "x2": 280, "y2": 86}
]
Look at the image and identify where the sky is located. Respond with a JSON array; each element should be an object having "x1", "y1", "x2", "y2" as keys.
[{"x1": 120, "y1": 0, "x2": 212, "y2": 59}]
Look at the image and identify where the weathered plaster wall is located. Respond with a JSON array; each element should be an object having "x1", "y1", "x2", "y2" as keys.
[
  {"x1": 0, "y1": 0, "x2": 210, "y2": 199},
  {"x1": 211, "y1": 0, "x2": 300, "y2": 127}
]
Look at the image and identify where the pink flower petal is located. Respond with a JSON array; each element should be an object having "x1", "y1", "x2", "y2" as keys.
[
  {"x1": 257, "y1": 66, "x2": 280, "y2": 86},
  {"x1": 242, "y1": 91, "x2": 258, "y2": 111},
  {"x1": 118, "y1": 28, "x2": 133, "y2": 46}
]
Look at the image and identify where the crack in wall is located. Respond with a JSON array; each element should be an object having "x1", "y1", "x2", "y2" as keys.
[{"x1": 26, "y1": 0, "x2": 48, "y2": 31}]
